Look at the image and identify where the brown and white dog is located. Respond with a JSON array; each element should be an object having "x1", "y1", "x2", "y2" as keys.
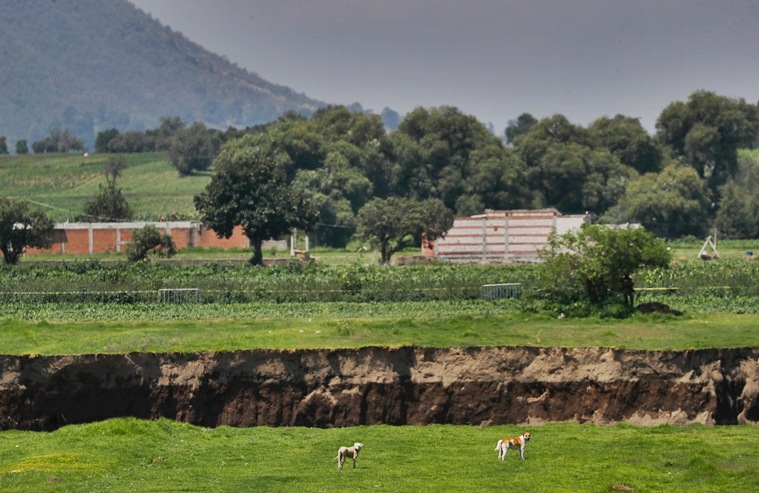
[
  {"x1": 335, "y1": 442, "x2": 363, "y2": 470},
  {"x1": 495, "y1": 432, "x2": 531, "y2": 460}
]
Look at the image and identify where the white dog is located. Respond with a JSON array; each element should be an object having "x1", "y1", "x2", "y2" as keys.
[
  {"x1": 335, "y1": 442, "x2": 363, "y2": 470},
  {"x1": 495, "y1": 432, "x2": 531, "y2": 460}
]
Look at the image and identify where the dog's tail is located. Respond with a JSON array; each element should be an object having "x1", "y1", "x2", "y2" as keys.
[{"x1": 495, "y1": 439, "x2": 503, "y2": 451}]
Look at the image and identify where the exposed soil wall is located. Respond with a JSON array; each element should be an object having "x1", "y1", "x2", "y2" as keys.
[{"x1": 1, "y1": 346, "x2": 757, "y2": 431}]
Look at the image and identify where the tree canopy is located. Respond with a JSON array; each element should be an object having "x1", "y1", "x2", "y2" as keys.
[
  {"x1": 194, "y1": 134, "x2": 318, "y2": 265},
  {"x1": 0, "y1": 198, "x2": 55, "y2": 265},
  {"x1": 602, "y1": 164, "x2": 711, "y2": 239},
  {"x1": 538, "y1": 224, "x2": 671, "y2": 308},
  {"x1": 168, "y1": 122, "x2": 221, "y2": 176},
  {"x1": 356, "y1": 197, "x2": 454, "y2": 265},
  {"x1": 656, "y1": 91, "x2": 758, "y2": 197},
  {"x1": 714, "y1": 150, "x2": 759, "y2": 238},
  {"x1": 14, "y1": 90, "x2": 758, "y2": 247}
]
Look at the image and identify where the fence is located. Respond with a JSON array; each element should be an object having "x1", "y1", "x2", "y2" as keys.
[
  {"x1": 480, "y1": 283, "x2": 522, "y2": 300},
  {"x1": 159, "y1": 288, "x2": 201, "y2": 303}
]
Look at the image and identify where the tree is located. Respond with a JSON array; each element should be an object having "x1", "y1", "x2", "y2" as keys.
[
  {"x1": 0, "y1": 197, "x2": 55, "y2": 265},
  {"x1": 79, "y1": 156, "x2": 133, "y2": 221},
  {"x1": 0, "y1": 137, "x2": 7, "y2": 154},
  {"x1": 588, "y1": 115, "x2": 663, "y2": 174},
  {"x1": 602, "y1": 164, "x2": 711, "y2": 238},
  {"x1": 127, "y1": 224, "x2": 176, "y2": 261},
  {"x1": 505, "y1": 112, "x2": 537, "y2": 144},
  {"x1": 194, "y1": 135, "x2": 319, "y2": 265},
  {"x1": 15, "y1": 140, "x2": 28, "y2": 154},
  {"x1": 538, "y1": 224, "x2": 671, "y2": 307},
  {"x1": 280, "y1": 106, "x2": 387, "y2": 246},
  {"x1": 393, "y1": 106, "x2": 528, "y2": 214},
  {"x1": 513, "y1": 114, "x2": 636, "y2": 214},
  {"x1": 714, "y1": 151, "x2": 759, "y2": 238},
  {"x1": 292, "y1": 150, "x2": 372, "y2": 248},
  {"x1": 168, "y1": 122, "x2": 221, "y2": 176},
  {"x1": 31, "y1": 128, "x2": 84, "y2": 153},
  {"x1": 153, "y1": 115, "x2": 186, "y2": 151},
  {"x1": 356, "y1": 197, "x2": 453, "y2": 265},
  {"x1": 95, "y1": 128, "x2": 120, "y2": 153},
  {"x1": 656, "y1": 91, "x2": 758, "y2": 196}
]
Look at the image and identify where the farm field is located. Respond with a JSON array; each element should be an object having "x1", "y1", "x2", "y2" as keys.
[
  {"x1": 0, "y1": 152, "x2": 206, "y2": 221},
  {"x1": 0, "y1": 418, "x2": 756, "y2": 493},
  {"x1": 1, "y1": 306, "x2": 758, "y2": 355}
]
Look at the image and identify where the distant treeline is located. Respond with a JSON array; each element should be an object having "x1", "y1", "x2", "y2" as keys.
[{"x1": 3, "y1": 90, "x2": 758, "y2": 243}]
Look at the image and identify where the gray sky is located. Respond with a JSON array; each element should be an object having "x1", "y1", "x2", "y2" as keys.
[{"x1": 128, "y1": 0, "x2": 759, "y2": 134}]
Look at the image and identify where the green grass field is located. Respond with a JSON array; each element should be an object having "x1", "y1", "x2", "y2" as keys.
[
  {"x1": 0, "y1": 153, "x2": 206, "y2": 221},
  {"x1": 0, "y1": 419, "x2": 756, "y2": 492},
  {"x1": 1, "y1": 304, "x2": 757, "y2": 355}
]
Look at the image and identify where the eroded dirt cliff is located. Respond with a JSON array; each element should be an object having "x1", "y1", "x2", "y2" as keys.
[{"x1": 1, "y1": 346, "x2": 757, "y2": 431}]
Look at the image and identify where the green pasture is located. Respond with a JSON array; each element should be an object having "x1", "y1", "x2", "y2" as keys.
[
  {"x1": 0, "y1": 418, "x2": 756, "y2": 493},
  {"x1": 1, "y1": 304, "x2": 757, "y2": 355}
]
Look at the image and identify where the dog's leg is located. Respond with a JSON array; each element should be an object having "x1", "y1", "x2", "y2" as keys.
[{"x1": 519, "y1": 445, "x2": 525, "y2": 460}]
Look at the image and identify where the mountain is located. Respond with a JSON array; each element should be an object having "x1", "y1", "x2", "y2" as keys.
[{"x1": 0, "y1": 0, "x2": 325, "y2": 150}]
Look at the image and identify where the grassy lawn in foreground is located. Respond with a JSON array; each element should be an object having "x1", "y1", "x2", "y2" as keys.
[
  {"x1": 0, "y1": 419, "x2": 756, "y2": 493},
  {"x1": 1, "y1": 308, "x2": 757, "y2": 355}
]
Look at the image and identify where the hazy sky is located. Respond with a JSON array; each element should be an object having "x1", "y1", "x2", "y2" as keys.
[{"x1": 128, "y1": 0, "x2": 759, "y2": 134}]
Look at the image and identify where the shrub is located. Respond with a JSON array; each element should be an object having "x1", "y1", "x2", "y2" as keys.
[{"x1": 127, "y1": 225, "x2": 176, "y2": 262}]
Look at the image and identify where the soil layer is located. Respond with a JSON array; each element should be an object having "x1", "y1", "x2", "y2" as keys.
[{"x1": 1, "y1": 346, "x2": 757, "y2": 431}]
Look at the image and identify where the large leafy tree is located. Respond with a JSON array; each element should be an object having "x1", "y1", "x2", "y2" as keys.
[
  {"x1": 514, "y1": 115, "x2": 634, "y2": 214},
  {"x1": 588, "y1": 115, "x2": 663, "y2": 174},
  {"x1": 270, "y1": 107, "x2": 385, "y2": 247},
  {"x1": 392, "y1": 106, "x2": 528, "y2": 213},
  {"x1": 656, "y1": 91, "x2": 758, "y2": 196},
  {"x1": 505, "y1": 112, "x2": 538, "y2": 144},
  {"x1": 538, "y1": 224, "x2": 671, "y2": 306},
  {"x1": 356, "y1": 197, "x2": 453, "y2": 265},
  {"x1": 714, "y1": 151, "x2": 759, "y2": 238},
  {"x1": 168, "y1": 122, "x2": 221, "y2": 176},
  {"x1": 292, "y1": 148, "x2": 373, "y2": 248},
  {"x1": 602, "y1": 164, "x2": 711, "y2": 238},
  {"x1": 194, "y1": 135, "x2": 318, "y2": 265},
  {"x1": 15, "y1": 140, "x2": 28, "y2": 154},
  {"x1": 0, "y1": 197, "x2": 55, "y2": 265}
]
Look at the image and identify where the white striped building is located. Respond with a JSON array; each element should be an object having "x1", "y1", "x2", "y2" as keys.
[{"x1": 422, "y1": 209, "x2": 588, "y2": 263}]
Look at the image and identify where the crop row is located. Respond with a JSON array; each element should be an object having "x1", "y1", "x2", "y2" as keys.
[{"x1": 0, "y1": 259, "x2": 756, "y2": 307}]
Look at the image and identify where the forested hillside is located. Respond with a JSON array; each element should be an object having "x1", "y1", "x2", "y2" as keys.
[{"x1": 0, "y1": 0, "x2": 323, "y2": 149}]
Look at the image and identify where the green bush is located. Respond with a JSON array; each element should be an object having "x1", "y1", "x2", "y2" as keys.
[{"x1": 126, "y1": 225, "x2": 177, "y2": 261}]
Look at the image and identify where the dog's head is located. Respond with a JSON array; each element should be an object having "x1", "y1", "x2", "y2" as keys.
[
  {"x1": 353, "y1": 442, "x2": 364, "y2": 451},
  {"x1": 522, "y1": 432, "x2": 531, "y2": 442}
]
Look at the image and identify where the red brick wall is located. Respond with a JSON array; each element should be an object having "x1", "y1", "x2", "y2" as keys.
[{"x1": 26, "y1": 222, "x2": 250, "y2": 256}]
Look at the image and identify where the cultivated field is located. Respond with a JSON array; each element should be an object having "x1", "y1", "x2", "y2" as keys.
[{"x1": 0, "y1": 153, "x2": 206, "y2": 221}]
